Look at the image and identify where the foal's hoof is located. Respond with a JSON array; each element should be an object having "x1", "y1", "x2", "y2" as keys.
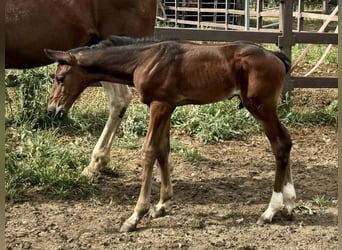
[
  {"x1": 256, "y1": 215, "x2": 272, "y2": 225},
  {"x1": 280, "y1": 210, "x2": 295, "y2": 221},
  {"x1": 81, "y1": 167, "x2": 98, "y2": 178},
  {"x1": 149, "y1": 207, "x2": 166, "y2": 219},
  {"x1": 120, "y1": 220, "x2": 137, "y2": 232},
  {"x1": 153, "y1": 174, "x2": 161, "y2": 183}
]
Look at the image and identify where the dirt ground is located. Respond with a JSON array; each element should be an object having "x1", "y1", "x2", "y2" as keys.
[{"x1": 5, "y1": 87, "x2": 338, "y2": 249}]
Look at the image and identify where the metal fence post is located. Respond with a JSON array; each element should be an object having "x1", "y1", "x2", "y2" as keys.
[{"x1": 279, "y1": 0, "x2": 294, "y2": 94}]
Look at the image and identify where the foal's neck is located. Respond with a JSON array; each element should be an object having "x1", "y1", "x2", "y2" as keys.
[{"x1": 76, "y1": 45, "x2": 147, "y2": 81}]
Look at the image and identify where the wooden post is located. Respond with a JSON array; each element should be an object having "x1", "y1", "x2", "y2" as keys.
[{"x1": 279, "y1": 0, "x2": 294, "y2": 94}]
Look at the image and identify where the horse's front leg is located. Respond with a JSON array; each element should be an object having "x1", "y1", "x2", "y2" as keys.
[
  {"x1": 150, "y1": 118, "x2": 173, "y2": 218},
  {"x1": 120, "y1": 101, "x2": 174, "y2": 232},
  {"x1": 81, "y1": 83, "x2": 132, "y2": 178}
]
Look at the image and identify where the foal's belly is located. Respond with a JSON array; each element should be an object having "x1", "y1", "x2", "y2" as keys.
[{"x1": 177, "y1": 86, "x2": 241, "y2": 106}]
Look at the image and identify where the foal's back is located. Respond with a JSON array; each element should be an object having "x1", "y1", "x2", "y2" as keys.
[{"x1": 135, "y1": 41, "x2": 286, "y2": 106}]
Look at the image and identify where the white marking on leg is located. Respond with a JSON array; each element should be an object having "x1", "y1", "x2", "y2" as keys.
[
  {"x1": 127, "y1": 211, "x2": 140, "y2": 224},
  {"x1": 150, "y1": 199, "x2": 171, "y2": 218},
  {"x1": 154, "y1": 164, "x2": 162, "y2": 183},
  {"x1": 81, "y1": 83, "x2": 132, "y2": 177},
  {"x1": 283, "y1": 182, "x2": 296, "y2": 214},
  {"x1": 154, "y1": 154, "x2": 173, "y2": 183},
  {"x1": 257, "y1": 191, "x2": 284, "y2": 224},
  {"x1": 120, "y1": 211, "x2": 140, "y2": 232}
]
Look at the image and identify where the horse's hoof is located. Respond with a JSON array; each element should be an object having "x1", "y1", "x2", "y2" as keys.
[
  {"x1": 149, "y1": 207, "x2": 166, "y2": 218},
  {"x1": 281, "y1": 210, "x2": 295, "y2": 221},
  {"x1": 81, "y1": 168, "x2": 97, "y2": 178},
  {"x1": 256, "y1": 216, "x2": 271, "y2": 225},
  {"x1": 120, "y1": 220, "x2": 137, "y2": 232}
]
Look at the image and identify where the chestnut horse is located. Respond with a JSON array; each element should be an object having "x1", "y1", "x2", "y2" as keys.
[
  {"x1": 6, "y1": 0, "x2": 157, "y2": 178},
  {"x1": 45, "y1": 35, "x2": 296, "y2": 232},
  {"x1": 6, "y1": 0, "x2": 157, "y2": 68}
]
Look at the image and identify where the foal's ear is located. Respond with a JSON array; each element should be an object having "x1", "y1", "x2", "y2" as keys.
[{"x1": 44, "y1": 49, "x2": 77, "y2": 65}]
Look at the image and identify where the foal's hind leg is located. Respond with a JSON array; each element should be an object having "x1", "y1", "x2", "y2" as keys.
[
  {"x1": 256, "y1": 120, "x2": 295, "y2": 224},
  {"x1": 81, "y1": 82, "x2": 132, "y2": 177},
  {"x1": 243, "y1": 97, "x2": 295, "y2": 224}
]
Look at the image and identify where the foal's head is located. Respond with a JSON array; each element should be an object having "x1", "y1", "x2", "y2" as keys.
[
  {"x1": 47, "y1": 51, "x2": 93, "y2": 119},
  {"x1": 46, "y1": 35, "x2": 157, "y2": 119}
]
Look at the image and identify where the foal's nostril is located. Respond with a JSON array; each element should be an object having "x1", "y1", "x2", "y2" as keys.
[
  {"x1": 47, "y1": 107, "x2": 56, "y2": 118},
  {"x1": 56, "y1": 110, "x2": 67, "y2": 120}
]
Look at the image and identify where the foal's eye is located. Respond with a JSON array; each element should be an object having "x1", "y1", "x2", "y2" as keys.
[{"x1": 56, "y1": 76, "x2": 65, "y2": 85}]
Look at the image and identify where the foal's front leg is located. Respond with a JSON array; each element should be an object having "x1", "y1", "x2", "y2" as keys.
[
  {"x1": 81, "y1": 83, "x2": 132, "y2": 177},
  {"x1": 150, "y1": 119, "x2": 173, "y2": 218},
  {"x1": 120, "y1": 101, "x2": 174, "y2": 232}
]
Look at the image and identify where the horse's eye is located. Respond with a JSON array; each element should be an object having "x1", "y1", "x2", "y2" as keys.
[{"x1": 56, "y1": 76, "x2": 65, "y2": 85}]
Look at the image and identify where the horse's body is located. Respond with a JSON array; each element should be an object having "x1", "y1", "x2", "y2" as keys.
[
  {"x1": 6, "y1": 0, "x2": 156, "y2": 68},
  {"x1": 6, "y1": 0, "x2": 157, "y2": 178},
  {"x1": 46, "y1": 36, "x2": 296, "y2": 232}
]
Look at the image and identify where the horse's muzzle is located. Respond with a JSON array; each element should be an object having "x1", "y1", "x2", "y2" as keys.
[{"x1": 47, "y1": 107, "x2": 67, "y2": 120}]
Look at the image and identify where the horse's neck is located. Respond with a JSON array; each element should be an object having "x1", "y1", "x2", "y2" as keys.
[{"x1": 77, "y1": 46, "x2": 143, "y2": 75}]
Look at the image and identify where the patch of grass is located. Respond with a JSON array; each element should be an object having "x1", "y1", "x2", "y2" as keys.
[
  {"x1": 116, "y1": 136, "x2": 143, "y2": 150},
  {"x1": 5, "y1": 67, "x2": 103, "y2": 201},
  {"x1": 5, "y1": 66, "x2": 56, "y2": 128},
  {"x1": 294, "y1": 194, "x2": 330, "y2": 215},
  {"x1": 172, "y1": 98, "x2": 259, "y2": 143},
  {"x1": 5, "y1": 126, "x2": 96, "y2": 201},
  {"x1": 292, "y1": 44, "x2": 338, "y2": 65},
  {"x1": 113, "y1": 94, "x2": 337, "y2": 144},
  {"x1": 312, "y1": 194, "x2": 329, "y2": 208},
  {"x1": 115, "y1": 104, "x2": 149, "y2": 150},
  {"x1": 180, "y1": 148, "x2": 207, "y2": 164},
  {"x1": 120, "y1": 104, "x2": 149, "y2": 138},
  {"x1": 278, "y1": 94, "x2": 337, "y2": 127},
  {"x1": 170, "y1": 140, "x2": 206, "y2": 164}
]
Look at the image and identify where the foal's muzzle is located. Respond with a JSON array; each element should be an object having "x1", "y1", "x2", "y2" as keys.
[{"x1": 47, "y1": 107, "x2": 67, "y2": 120}]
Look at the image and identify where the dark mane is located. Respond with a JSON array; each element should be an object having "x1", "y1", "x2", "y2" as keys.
[{"x1": 70, "y1": 35, "x2": 160, "y2": 53}]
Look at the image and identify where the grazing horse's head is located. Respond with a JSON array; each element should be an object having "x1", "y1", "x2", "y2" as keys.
[
  {"x1": 46, "y1": 43, "x2": 102, "y2": 120},
  {"x1": 47, "y1": 63, "x2": 87, "y2": 119}
]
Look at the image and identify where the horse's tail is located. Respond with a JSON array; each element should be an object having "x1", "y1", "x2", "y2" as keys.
[{"x1": 273, "y1": 51, "x2": 291, "y2": 74}]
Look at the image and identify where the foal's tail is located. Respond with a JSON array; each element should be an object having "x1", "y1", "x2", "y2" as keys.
[{"x1": 273, "y1": 51, "x2": 291, "y2": 74}]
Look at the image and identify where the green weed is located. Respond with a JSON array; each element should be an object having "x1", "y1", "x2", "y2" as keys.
[
  {"x1": 312, "y1": 194, "x2": 329, "y2": 208},
  {"x1": 5, "y1": 66, "x2": 56, "y2": 128},
  {"x1": 180, "y1": 148, "x2": 206, "y2": 164},
  {"x1": 278, "y1": 94, "x2": 337, "y2": 126},
  {"x1": 294, "y1": 194, "x2": 330, "y2": 215},
  {"x1": 172, "y1": 99, "x2": 259, "y2": 143},
  {"x1": 5, "y1": 126, "x2": 96, "y2": 201},
  {"x1": 291, "y1": 44, "x2": 338, "y2": 65}
]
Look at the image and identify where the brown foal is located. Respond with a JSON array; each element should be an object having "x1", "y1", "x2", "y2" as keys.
[{"x1": 45, "y1": 36, "x2": 295, "y2": 232}]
